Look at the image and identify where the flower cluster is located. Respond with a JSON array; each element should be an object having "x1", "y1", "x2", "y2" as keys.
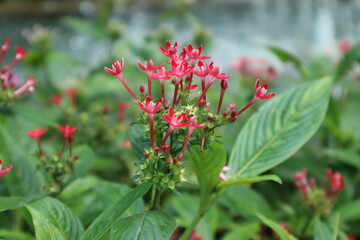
[
  {"x1": 105, "y1": 42, "x2": 275, "y2": 190},
  {"x1": 28, "y1": 125, "x2": 79, "y2": 194},
  {"x1": 0, "y1": 38, "x2": 36, "y2": 105},
  {"x1": 230, "y1": 56, "x2": 278, "y2": 82},
  {"x1": 293, "y1": 168, "x2": 345, "y2": 215}
]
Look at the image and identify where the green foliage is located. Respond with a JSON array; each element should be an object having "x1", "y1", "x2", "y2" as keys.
[
  {"x1": 334, "y1": 43, "x2": 360, "y2": 81},
  {"x1": 26, "y1": 197, "x2": 84, "y2": 240},
  {"x1": 110, "y1": 210, "x2": 176, "y2": 240},
  {"x1": 81, "y1": 182, "x2": 152, "y2": 240},
  {"x1": 217, "y1": 174, "x2": 282, "y2": 190},
  {"x1": 228, "y1": 78, "x2": 332, "y2": 177},
  {"x1": 257, "y1": 214, "x2": 297, "y2": 240},
  {"x1": 189, "y1": 142, "x2": 226, "y2": 206},
  {"x1": 0, "y1": 193, "x2": 46, "y2": 212}
]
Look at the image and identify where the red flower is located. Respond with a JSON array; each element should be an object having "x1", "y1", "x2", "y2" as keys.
[
  {"x1": 15, "y1": 46, "x2": 28, "y2": 61},
  {"x1": 137, "y1": 59, "x2": 163, "y2": 73},
  {"x1": 192, "y1": 61, "x2": 209, "y2": 77},
  {"x1": 51, "y1": 94, "x2": 62, "y2": 105},
  {"x1": 104, "y1": 58, "x2": 125, "y2": 75},
  {"x1": 207, "y1": 62, "x2": 230, "y2": 80},
  {"x1": 163, "y1": 107, "x2": 189, "y2": 129},
  {"x1": 0, "y1": 37, "x2": 10, "y2": 54},
  {"x1": 65, "y1": 89, "x2": 76, "y2": 99},
  {"x1": 293, "y1": 169, "x2": 311, "y2": 198},
  {"x1": 325, "y1": 168, "x2": 345, "y2": 197},
  {"x1": 254, "y1": 79, "x2": 276, "y2": 100},
  {"x1": 28, "y1": 127, "x2": 48, "y2": 141},
  {"x1": 167, "y1": 60, "x2": 192, "y2": 78},
  {"x1": 137, "y1": 96, "x2": 163, "y2": 115},
  {"x1": 160, "y1": 41, "x2": 178, "y2": 58},
  {"x1": 57, "y1": 125, "x2": 77, "y2": 139},
  {"x1": 348, "y1": 236, "x2": 356, "y2": 240},
  {"x1": 184, "y1": 44, "x2": 210, "y2": 61},
  {"x1": 152, "y1": 67, "x2": 171, "y2": 80},
  {"x1": 338, "y1": 40, "x2": 352, "y2": 53},
  {"x1": 0, "y1": 159, "x2": 12, "y2": 178}
]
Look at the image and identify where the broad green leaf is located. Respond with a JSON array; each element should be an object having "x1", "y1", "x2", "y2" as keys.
[
  {"x1": 129, "y1": 124, "x2": 150, "y2": 160},
  {"x1": 81, "y1": 182, "x2": 152, "y2": 240},
  {"x1": 257, "y1": 214, "x2": 297, "y2": 240},
  {"x1": 61, "y1": 177, "x2": 145, "y2": 226},
  {"x1": 26, "y1": 197, "x2": 83, "y2": 240},
  {"x1": 314, "y1": 216, "x2": 332, "y2": 240},
  {"x1": 323, "y1": 148, "x2": 360, "y2": 169},
  {"x1": 217, "y1": 174, "x2": 282, "y2": 190},
  {"x1": 228, "y1": 78, "x2": 332, "y2": 177},
  {"x1": 45, "y1": 52, "x2": 80, "y2": 90},
  {"x1": 267, "y1": 45, "x2": 309, "y2": 79},
  {"x1": 220, "y1": 186, "x2": 276, "y2": 220},
  {"x1": 334, "y1": 43, "x2": 360, "y2": 81},
  {"x1": 189, "y1": 142, "x2": 226, "y2": 206},
  {"x1": 0, "y1": 193, "x2": 46, "y2": 212},
  {"x1": 337, "y1": 200, "x2": 360, "y2": 222},
  {"x1": 13, "y1": 104, "x2": 57, "y2": 127},
  {"x1": 223, "y1": 222, "x2": 260, "y2": 240},
  {"x1": 110, "y1": 210, "x2": 176, "y2": 240},
  {"x1": 0, "y1": 126, "x2": 42, "y2": 196}
]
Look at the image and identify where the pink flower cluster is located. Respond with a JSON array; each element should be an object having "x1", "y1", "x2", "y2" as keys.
[
  {"x1": 0, "y1": 38, "x2": 36, "y2": 98},
  {"x1": 0, "y1": 159, "x2": 12, "y2": 178},
  {"x1": 293, "y1": 168, "x2": 345, "y2": 201},
  {"x1": 230, "y1": 56, "x2": 278, "y2": 81}
]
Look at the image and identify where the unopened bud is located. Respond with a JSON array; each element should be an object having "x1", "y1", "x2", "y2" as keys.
[
  {"x1": 221, "y1": 79, "x2": 228, "y2": 89},
  {"x1": 102, "y1": 106, "x2": 110, "y2": 114},
  {"x1": 144, "y1": 153, "x2": 150, "y2": 158},
  {"x1": 139, "y1": 84, "x2": 145, "y2": 93}
]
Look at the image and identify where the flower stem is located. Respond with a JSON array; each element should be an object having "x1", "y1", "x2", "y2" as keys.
[
  {"x1": 117, "y1": 74, "x2": 138, "y2": 100},
  {"x1": 149, "y1": 114, "x2": 155, "y2": 149},
  {"x1": 236, "y1": 97, "x2": 256, "y2": 116}
]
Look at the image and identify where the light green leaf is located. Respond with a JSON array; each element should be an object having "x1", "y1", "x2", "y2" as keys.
[
  {"x1": 0, "y1": 193, "x2": 46, "y2": 212},
  {"x1": 217, "y1": 174, "x2": 282, "y2": 190},
  {"x1": 337, "y1": 200, "x2": 360, "y2": 222},
  {"x1": 72, "y1": 145, "x2": 95, "y2": 177},
  {"x1": 257, "y1": 214, "x2": 297, "y2": 240},
  {"x1": 26, "y1": 197, "x2": 83, "y2": 240},
  {"x1": 45, "y1": 52, "x2": 80, "y2": 90},
  {"x1": 110, "y1": 210, "x2": 176, "y2": 240},
  {"x1": 314, "y1": 216, "x2": 332, "y2": 240},
  {"x1": 223, "y1": 222, "x2": 260, "y2": 240},
  {"x1": 13, "y1": 104, "x2": 57, "y2": 127},
  {"x1": 267, "y1": 45, "x2": 309, "y2": 79},
  {"x1": 228, "y1": 78, "x2": 332, "y2": 177},
  {"x1": 220, "y1": 186, "x2": 276, "y2": 220},
  {"x1": 189, "y1": 142, "x2": 226, "y2": 206},
  {"x1": 81, "y1": 182, "x2": 152, "y2": 240}
]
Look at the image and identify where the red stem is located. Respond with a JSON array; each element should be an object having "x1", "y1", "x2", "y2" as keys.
[
  {"x1": 149, "y1": 114, "x2": 155, "y2": 149},
  {"x1": 147, "y1": 74, "x2": 152, "y2": 98},
  {"x1": 236, "y1": 97, "x2": 257, "y2": 116},
  {"x1": 117, "y1": 73, "x2": 139, "y2": 100},
  {"x1": 217, "y1": 88, "x2": 226, "y2": 114}
]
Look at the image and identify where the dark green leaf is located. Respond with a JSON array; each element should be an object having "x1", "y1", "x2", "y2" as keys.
[
  {"x1": 334, "y1": 43, "x2": 360, "y2": 81},
  {"x1": 110, "y1": 210, "x2": 176, "y2": 240},
  {"x1": 0, "y1": 229, "x2": 36, "y2": 240},
  {"x1": 81, "y1": 182, "x2": 152, "y2": 240},
  {"x1": 189, "y1": 142, "x2": 226, "y2": 206},
  {"x1": 267, "y1": 46, "x2": 309, "y2": 79},
  {"x1": 314, "y1": 216, "x2": 332, "y2": 240},
  {"x1": 228, "y1": 78, "x2": 332, "y2": 177},
  {"x1": 26, "y1": 197, "x2": 84, "y2": 240},
  {"x1": 337, "y1": 200, "x2": 360, "y2": 222},
  {"x1": 323, "y1": 148, "x2": 360, "y2": 169},
  {"x1": 0, "y1": 193, "x2": 46, "y2": 212},
  {"x1": 129, "y1": 124, "x2": 150, "y2": 160},
  {"x1": 257, "y1": 214, "x2": 297, "y2": 240},
  {"x1": 223, "y1": 222, "x2": 260, "y2": 240},
  {"x1": 220, "y1": 186, "x2": 276, "y2": 220}
]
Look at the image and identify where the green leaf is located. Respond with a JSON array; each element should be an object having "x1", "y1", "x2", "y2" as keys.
[
  {"x1": 26, "y1": 197, "x2": 84, "y2": 240},
  {"x1": 45, "y1": 52, "x2": 80, "y2": 90},
  {"x1": 228, "y1": 78, "x2": 332, "y2": 177},
  {"x1": 337, "y1": 199, "x2": 360, "y2": 222},
  {"x1": 220, "y1": 186, "x2": 276, "y2": 220},
  {"x1": 0, "y1": 193, "x2": 46, "y2": 212},
  {"x1": 60, "y1": 177, "x2": 145, "y2": 226},
  {"x1": 13, "y1": 104, "x2": 57, "y2": 127},
  {"x1": 223, "y1": 222, "x2": 260, "y2": 240},
  {"x1": 334, "y1": 43, "x2": 360, "y2": 81},
  {"x1": 314, "y1": 216, "x2": 332, "y2": 240},
  {"x1": 0, "y1": 229, "x2": 36, "y2": 240},
  {"x1": 72, "y1": 145, "x2": 95, "y2": 177},
  {"x1": 110, "y1": 210, "x2": 176, "y2": 240},
  {"x1": 267, "y1": 45, "x2": 309, "y2": 79},
  {"x1": 189, "y1": 142, "x2": 226, "y2": 206},
  {"x1": 217, "y1": 174, "x2": 282, "y2": 190},
  {"x1": 257, "y1": 214, "x2": 297, "y2": 240},
  {"x1": 81, "y1": 182, "x2": 152, "y2": 240},
  {"x1": 129, "y1": 124, "x2": 150, "y2": 160},
  {"x1": 323, "y1": 148, "x2": 360, "y2": 169}
]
